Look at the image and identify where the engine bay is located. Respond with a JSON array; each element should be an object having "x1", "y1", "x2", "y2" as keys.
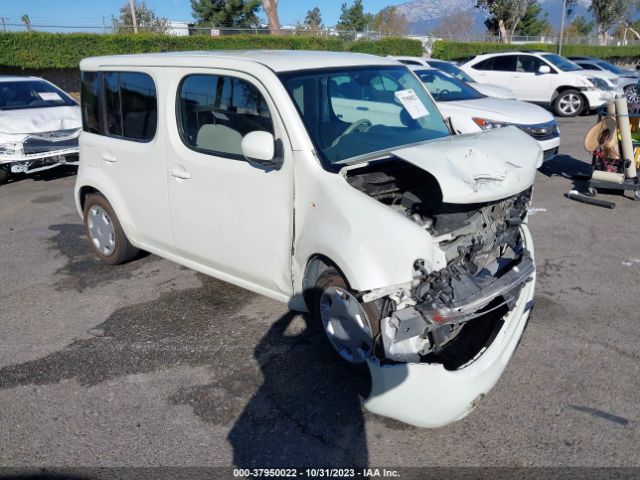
[{"x1": 345, "y1": 158, "x2": 534, "y2": 366}]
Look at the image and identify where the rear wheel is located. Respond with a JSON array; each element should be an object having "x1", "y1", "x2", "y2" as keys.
[
  {"x1": 311, "y1": 267, "x2": 380, "y2": 366},
  {"x1": 554, "y1": 89, "x2": 584, "y2": 117},
  {"x1": 0, "y1": 165, "x2": 9, "y2": 185},
  {"x1": 83, "y1": 193, "x2": 139, "y2": 265}
]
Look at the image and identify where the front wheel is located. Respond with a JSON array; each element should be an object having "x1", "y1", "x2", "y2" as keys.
[
  {"x1": 83, "y1": 193, "x2": 139, "y2": 265},
  {"x1": 312, "y1": 267, "x2": 380, "y2": 365},
  {"x1": 553, "y1": 89, "x2": 584, "y2": 117},
  {"x1": 0, "y1": 165, "x2": 9, "y2": 186}
]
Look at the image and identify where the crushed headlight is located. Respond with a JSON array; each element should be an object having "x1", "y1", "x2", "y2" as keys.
[{"x1": 586, "y1": 76, "x2": 613, "y2": 91}]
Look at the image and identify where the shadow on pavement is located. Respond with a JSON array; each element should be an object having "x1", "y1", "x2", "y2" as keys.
[
  {"x1": 538, "y1": 154, "x2": 592, "y2": 180},
  {"x1": 228, "y1": 311, "x2": 370, "y2": 469}
]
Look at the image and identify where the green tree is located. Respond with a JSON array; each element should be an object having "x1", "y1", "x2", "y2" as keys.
[
  {"x1": 21, "y1": 14, "x2": 32, "y2": 32},
  {"x1": 336, "y1": 0, "x2": 372, "y2": 32},
  {"x1": 191, "y1": 0, "x2": 262, "y2": 28},
  {"x1": 570, "y1": 15, "x2": 594, "y2": 36},
  {"x1": 304, "y1": 6, "x2": 323, "y2": 30},
  {"x1": 370, "y1": 6, "x2": 406, "y2": 35},
  {"x1": 115, "y1": 1, "x2": 169, "y2": 33},
  {"x1": 589, "y1": 0, "x2": 626, "y2": 43},
  {"x1": 515, "y1": 1, "x2": 550, "y2": 36},
  {"x1": 476, "y1": 0, "x2": 528, "y2": 43}
]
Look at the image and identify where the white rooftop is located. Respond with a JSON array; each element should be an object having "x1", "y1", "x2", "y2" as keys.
[{"x1": 80, "y1": 50, "x2": 400, "y2": 73}]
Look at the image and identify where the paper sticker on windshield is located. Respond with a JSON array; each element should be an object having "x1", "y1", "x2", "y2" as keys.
[
  {"x1": 38, "y1": 92, "x2": 63, "y2": 102},
  {"x1": 394, "y1": 89, "x2": 429, "y2": 120}
]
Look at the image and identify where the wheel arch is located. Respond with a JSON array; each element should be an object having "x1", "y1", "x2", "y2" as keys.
[{"x1": 551, "y1": 86, "x2": 587, "y2": 115}]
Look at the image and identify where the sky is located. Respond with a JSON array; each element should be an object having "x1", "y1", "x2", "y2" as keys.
[{"x1": 0, "y1": 0, "x2": 408, "y2": 30}]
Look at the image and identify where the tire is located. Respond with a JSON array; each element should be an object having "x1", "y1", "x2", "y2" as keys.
[
  {"x1": 83, "y1": 193, "x2": 139, "y2": 265},
  {"x1": 310, "y1": 266, "x2": 381, "y2": 366},
  {"x1": 553, "y1": 89, "x2": 584, "y2": 117},
  {"x1": 625, "y1": 84, "x2": 640, "y2": 105},
  {"x1": 0, "y1": 165, "x2": 9, "y2": 186}
]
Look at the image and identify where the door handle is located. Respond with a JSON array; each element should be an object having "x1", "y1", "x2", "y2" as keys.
[
  {"x1": 356, "y1": 106, "x2": 369, "y2": 111},
  {"x1": 169, "y1": 166, "x2": 192, "y2": 180},
  {"x1": 101, "y1": 152, "x2": 117, "y2": 163}
]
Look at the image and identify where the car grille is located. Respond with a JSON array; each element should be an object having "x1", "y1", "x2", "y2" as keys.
[
  {"x1": 517, "y1": 121, "x2": 559, "y2": 141},
  {"x1": 22, "y1": 129, "x2": 80, "y2": 155}
]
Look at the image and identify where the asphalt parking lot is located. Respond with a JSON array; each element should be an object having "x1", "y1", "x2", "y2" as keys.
[{"x1": 1, "y1": 115, "x2": 639, "y2": 470}]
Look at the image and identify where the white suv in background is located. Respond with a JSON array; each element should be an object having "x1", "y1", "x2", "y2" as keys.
[
  {"x1": 392, "y1": 56, "x2": 516, "y2": 99},
  {"x1": 460, "y1": 51, "x2": 624, "y2": 117}
]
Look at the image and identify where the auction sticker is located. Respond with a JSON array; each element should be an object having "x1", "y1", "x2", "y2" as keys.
[{"x1": 394, "y1": 89, "x2": 429, "y2": 119}]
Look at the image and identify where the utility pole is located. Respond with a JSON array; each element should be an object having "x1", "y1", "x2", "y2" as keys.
[
  {"x1": 0, "y1": 17, "x2": 6, "y2": 33},
  {"x1": 558, "y1": 0, "x2": 567, "y2": 55},
  {"x1": 129, "y1": 0, "x2": 138, "y2": 33},
  {"x1": 102, "y1": 16, "x2": 106, "y2": 34}
]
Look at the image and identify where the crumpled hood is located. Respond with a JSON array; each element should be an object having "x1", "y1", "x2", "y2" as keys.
[
  {"x1": 391, "y1": 127, "x2": 540, "y2": 204},
  {"x1": 0, "y1": 106, "x2": 81, "y2": 135}
]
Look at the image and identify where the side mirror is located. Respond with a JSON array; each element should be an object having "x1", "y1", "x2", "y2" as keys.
[
  {"x1": 538, "y1": 65, "x2": 551, "y2": 74},
  {"x1": 241, "y1": 131, "x2": 281, "y2": 169}
]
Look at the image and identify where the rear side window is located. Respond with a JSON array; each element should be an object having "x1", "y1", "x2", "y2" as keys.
[
  {"x1": 472, "y1": 58, "x2": 493, "y2": 71},
  {"x1": 80, "y1": 70, "x2": 157, "y2": 141},
  {"x1": 177, "y1": 74, "x2": 273, "y2": 158},
  {"x1": 491, "y1": 55, "x2": 517, "y2": 72},
  {"x1": 104, "y1": 72, "x2": 157, "y2": 141},
  {"x1": 80, "y1": 72, "x2": 102, "y2": 134}
]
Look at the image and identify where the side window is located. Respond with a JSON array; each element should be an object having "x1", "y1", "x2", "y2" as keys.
[
  {"x1": 103, "y1": 71, "x2": 157, "y2": 142},
  {"x1": 578, "y1": 62, "x2": 599, "y2": 70},
  {"x1": 400, "y1": 60, "x2": 421, "y2": 66},
  {"x1": 472, "y1": 58, "x2": 493, "y2": 71},
  {"x1": 80, "y1": 71, "x2": 102, "y2": 134},
  {"x1": 178, "y1": 74, "x2": 273, "y2": 158},
  {"x1": 517, "y1": 55, "x2": 543, "y2": 73},
  {"x1": 120, "y1": 73, "x2": 157, "y2": 140},
  {"x1": 492, "y1": 55, "x2": 517, "y2": 72}
]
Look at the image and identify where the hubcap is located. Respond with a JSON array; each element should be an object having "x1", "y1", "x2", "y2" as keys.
[
  {"x1": 559, "y1": 93, "x2": 581, "y2": 115},
  {"x1": 87, "y1": 205, "x2": 116, "y2": 256},
  {"x1": 319, "y1": 286, "x2": 374, "y2": 364},
  {"x1": 626, "y1": 85, "x2": 640, "y2": 105}
]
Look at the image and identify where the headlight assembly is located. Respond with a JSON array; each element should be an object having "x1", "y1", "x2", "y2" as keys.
[{"x1": 472, "y1": 118, "x2": 512, "y2": 130}]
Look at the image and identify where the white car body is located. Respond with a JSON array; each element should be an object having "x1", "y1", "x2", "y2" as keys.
[
  {"x1": 411, "y1": 67, "x2": 560, "y2": 164},
  {"x1": 460, "y1": 51, "x2": 624, "y2": 116},
  {"x1": 76, "y1": 51, "x2": 540, "y2": 428},
  {"x1": 392, "y1": 56, "x2": 517, "y2": 99},
  {"x1": 0, "y1": 76, "x2": 81, "y2": 178}
]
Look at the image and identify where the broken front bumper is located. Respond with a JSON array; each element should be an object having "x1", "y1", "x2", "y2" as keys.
[{"x1": 364, "y1": 227, "x2": 536, "y2": 428}]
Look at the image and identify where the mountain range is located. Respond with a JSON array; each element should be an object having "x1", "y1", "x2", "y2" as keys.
[{"x1": 394, "y1": 0, "x2": 592, "y2": 35}]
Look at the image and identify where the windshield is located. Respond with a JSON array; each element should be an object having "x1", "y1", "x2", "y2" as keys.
[
  {"x1": 0, "y1": 80, "x2": 76, "y2": 111},
  {"x1": 428, "y1": 60, "x2": 476, "y2": 83},
  {"x1": 597, "y1": 61, "x2": 626, "y2": 74},
  {"x1": 414, "y1": 69, "x2": 483, "y2": 102},
  {"x1": 279, "y1": 66, "x2": 450, "y2": 165},
  {"x1": 541, "y1": 54, "x2": 582, "y2": 72}
]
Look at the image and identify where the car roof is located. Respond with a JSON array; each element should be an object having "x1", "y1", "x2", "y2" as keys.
[
  {"x1": 0, "y1": 75, "x2": 42, "y2": 82},
  {"x1": 81, "y1": 50, "x2": 401, "y2": 73}
]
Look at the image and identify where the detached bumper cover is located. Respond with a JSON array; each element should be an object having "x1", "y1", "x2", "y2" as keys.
[{"x1": 364, "y1": 227, "x2": 536, "y2": 428}]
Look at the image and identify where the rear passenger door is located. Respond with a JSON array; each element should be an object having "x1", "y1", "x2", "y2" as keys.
[
  {"x1": 81, "y1": 69, "x2": 173, "y2": 252},
  {"x1": 164, "y1": 69, "x2": 294, "y2": 297}
]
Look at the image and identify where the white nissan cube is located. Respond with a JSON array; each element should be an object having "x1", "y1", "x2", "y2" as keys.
[{"x1": 76, "y1": 51, "x2": 539, "y2": 428}]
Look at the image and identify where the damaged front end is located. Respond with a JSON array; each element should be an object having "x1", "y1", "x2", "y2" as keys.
[
  {"x1": 344, "y1": 144, "x2": 537, "y2": 426},
  {"x1": 0, "y1": 128, "x2": 80, "y2": 175}
]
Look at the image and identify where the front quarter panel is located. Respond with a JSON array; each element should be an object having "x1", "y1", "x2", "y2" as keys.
[{"x1": 292, "y1": 151, "x2": 445, "y2": 293}]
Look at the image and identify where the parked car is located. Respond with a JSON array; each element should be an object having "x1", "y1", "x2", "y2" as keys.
[
  {"x1": 412, "y1": 67, "x2": 560, "y2": 163},
  {"x1": 76, "y1": 51, "x2": 540, "y2": 428},
  {"x1": 460, "y1": 51, "x2": 624, "y2": 117},
  {"x1": 0, "y1": 76, "x2": 81, "y2": 185},
  {"x1": 392, "y1": 55, "x2": 516, "y2": 99},
  {"x1": 568, "y1": 56, "x2": 640, "y2": 104}
]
